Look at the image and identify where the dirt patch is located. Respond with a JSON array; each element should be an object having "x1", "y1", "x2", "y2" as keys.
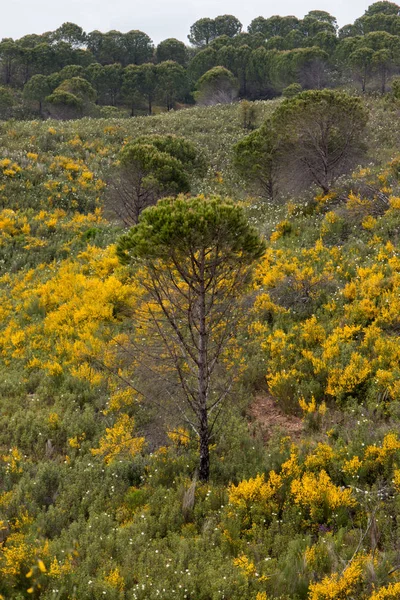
[{"x1": 248, "y1": 394, "x2": 304, "y2": 442}]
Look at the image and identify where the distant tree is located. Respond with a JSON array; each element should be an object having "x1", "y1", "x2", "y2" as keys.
[
  {"x1": 0, "y1": 39, "x2": 20, "y2": 85},
  {"x1": 136, "y1": 63, "x2": 158, "y2": 115},
  {"x1": 86, "y1": 30, "x2": 153, "y2": 66},
  {"x1": 46, "y1": 76, "x2": 96, "y2": 118},
  {"x1": 305, "y1": 10, "x2": 338, "y2": 29},
  {"x1": 233, "y1": 119, "x2": 281, "y2": 200},
  {"x1": 107, "y1": 135, "x2": 204, "y2": 224},
  {"x1": 265, "y1": 36, "x2": 286, "y2": 51},
  {"x1": 46, "y1": 89, "x2": 83, "y2": 119},
  {"x1": 214, "y1": 15, "x2": 242, "y2": 38},
  {"x1": 116, "y1": 195, "x2": 265, "y2": 482},
  {"x1": 310, "y1": 31, "x2": 338, "y2": 54},
  {"x1": 209, "y1": 35, "x2": 232, "y2": 50},
  {"x1": 156, "y1": 38, "x2": 188, "y2": 66},
  {"x1": 122, "y1": 65, "x2": 142, "y2": 115},
  {"x1": 216, "y1": 44, "x2": 237, "y2": 74},
  {"x1": 282, "y1": 82, "x2": 302, "y2": 97},
  {"x1": 247, "y1": 47, "x2": 275, "y2": 98},
  {"x1": 271, "y1": 47, "x2": 329, "y2": 90},
  {"x1": 17, "y1": 33, "x2": 49, "y2": 48},
  {"x1": 373, "y1": 48, "x2": 395, "y2": 93},
  {"x1": 188, "y1": 18, "x2": 216, "y2": 47},
  {"x1": 232, "y1": 32, "x2": 264, "y2": 48},
  {"x1": 23, "y1": 74, "x2": 52, "y2": 115},
  {"x1": 297, "y1": 48, "x2": 330, "y2": 90},
  {"x1": 349, "y1": 47, "x2": 375, "y2": 92},
  {"x1": 271, "y1": 90, "x2": 369, "y2": 194},
  {"x1": 356, "y1": 12, "x2": 400, "y2": 34},
  {"x1": 235, "y1": 45, "x2": 252, "y2": 95},
  {"x1": 0, "y1": 85, "x2": 14, "y2": 118},
  {"x1": 156, "y1": 61, "x2": 188, "y2": 110},
  {"x1": 101, "y1": 63, "x2": 123, "y2": 106},
  {"x1": 239, "y1": 99, "x2": 258, "y2": 130},
  {"x1": 364, "y1": 1, "x2": 400, "y2": 16},
  {"x1": 392, "y1": 75, "x2": 400, "y2": 98},
  {"x1": 284, "y1": 29, "x2": 306, "y2": 49},
  {"x1": 123, "y1": 30, "x2": 154, "y2": 66},
  {"x1": 57, "y1": 76, "x2": 96, "y2": 102},
  {"x1": 85, "y1": 63, "x2": 105, "y2": 101},
  {"x1": 14, "y1": 44, "x2": 36, "y2": 84},
  {"x1": 300, "y1": 15, "x2": 337, "y2": 37},
  {"x1": 195, "y1": 66, "x2": 238, "y2": 105},
  {"x1": 187, "y1": 47, "x2": 217, "y2": 83},
  {"x1": 52, "y1": 23, "x2": 87, "y2": 48},
  {"x1": 338, "y1": 24, "x2": 357, "y2": 38},
  {"x1": 58, "y1": 64, "x2": 86, "y2": 81},
  {"x1": 86, "y1": 30, "x2": 123, "y2": 64},
  {"x1": 248, "y1": 15, "x2": 300, "y2": 38}
]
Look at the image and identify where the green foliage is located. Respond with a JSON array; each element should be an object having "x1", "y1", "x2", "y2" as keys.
[
  {"x1": 156, "y1": 38, "x2": 188, "y2": 66},
  {"x1": 272, "y1": 90, "x2": 369, "y2": 193},
  {"x1": 282, "y1": 83, "x2": 303, "y2": 98},
  {"x1": 108, "y1": 134, "x2": 204, "y2": 224},
  {"x1": 392, "y1": 75, "x2": 400, "y2": 97},
  {"x1": 0, "y1": 85, "x2": 14, "y2": 117},
  {"x1": 195, "y1": 66, "x2": 238, "y2": 105},
  {"x1": 57, "y1": 76, "x2": 97, "y2": 103},
  {"x1": 117, "y1": 194, "x2": 265, "y2": 264},
  {"x1": 233, "y1": 119, "x2": 280, "y2": 200}
]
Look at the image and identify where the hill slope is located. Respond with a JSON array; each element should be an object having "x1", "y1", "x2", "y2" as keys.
[{"x1": 0, "y1": 99, "x2": 400, "y2": 600}]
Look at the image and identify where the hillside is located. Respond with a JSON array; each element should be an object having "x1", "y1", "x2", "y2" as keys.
[{"x1": 0, "y1": 95, "x2": 399, "y2": 600}]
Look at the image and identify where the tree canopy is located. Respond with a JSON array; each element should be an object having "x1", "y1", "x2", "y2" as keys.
[{"x1": 107, "y1": 135, "x2": 205, "y2": 225}]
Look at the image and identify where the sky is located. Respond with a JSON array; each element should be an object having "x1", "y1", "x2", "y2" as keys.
[{"x1": 2, "y1": 0, "x2": 375, "y2": 44}]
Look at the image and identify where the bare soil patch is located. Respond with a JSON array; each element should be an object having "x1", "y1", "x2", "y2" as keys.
[{"x1": 249, "y1": 394, "x2": 303, "y2": 442}]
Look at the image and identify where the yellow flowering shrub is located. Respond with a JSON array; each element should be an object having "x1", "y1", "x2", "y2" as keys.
[
  {"x1": 299, "y1": 396, "x2": 327, "y2": 417},
  {"x1": 364, "y1": 433, "x2": 400, "y2": 466},
  {"x1": 368, "y1": 583, "x2": 400, "y2": 599},
  {"x1": 48, "y1": 556, "x2": 74, "y2": 578},
  {"x1": 291, "y1": 470, "x2": 356, "y2": 522},
  {"x1": 104, "y1": 567, "x2": 125, "y2": 591},
  {"x1": 1, "y1": 447, "x2": 23, "y2": 474},
  {"x1": 308, "y1": 555, "x2": 366, "y2": 600},
  {"x1": 304, "y1": 443, "x2": 335, "y2": 470},
  {"x1": 0, "y1": 532, "x2": 35, "y2": 578},
  {"x1": 91, "y1": 414, "x2": 145, "y2": 465},
  {"x1": 342, "y1": 456, "x2": 362, "y2": 476},
  {"x1": 167, "y1": 427, "x2": 191, "y2": 447},
  {"x1": 233, "y1": 554, "x2": 257, "y2": 577},
  {"x1": 229, "y1": 472, "x2": 282, "y2": 509}
]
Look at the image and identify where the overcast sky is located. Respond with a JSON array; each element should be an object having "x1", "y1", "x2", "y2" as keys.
[{"x1": 2, "y1": 0, "x2": 374, "y2": 44}]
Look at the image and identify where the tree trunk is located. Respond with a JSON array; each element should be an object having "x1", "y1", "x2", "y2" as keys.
[
  {"x1": 199, "y1": 417, "x2": 210, "y2": 482},
  {"x1": 198, "y1": 249, "x2": 210, "y2": 482}
]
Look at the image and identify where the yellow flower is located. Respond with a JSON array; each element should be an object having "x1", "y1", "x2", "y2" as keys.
[
  {"x1": 233, "y1": 554, "x2": 256, "y2": 577},
  {"x1": 291, "y1": 470, "x2": 355, "y2": 520},
  {"x1": 167, "y1": 427, "x2": 190, "y2": 446},
  {"x1": 308, "y1": 554, "x2": 366, "y2": 599},
  {"x1": 91, "y1": 414, "x2": 145, "y2": 465},
  {"x1": 228, "y1": 472, "x2": 282, "y2": 509},
  {"x1": 369, "y1": 582, "x2": 400, "y2": 599},
  {"x1": 342, "y1": 456, "x2": 362, "y2": 476},
  {"x1": 104, "y1": 567, "x2": 125, "y2": 591}
]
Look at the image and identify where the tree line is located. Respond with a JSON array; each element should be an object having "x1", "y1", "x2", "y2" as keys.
[{"x1": 0, "y1": 1, "x2": 400, "y2": 118}]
